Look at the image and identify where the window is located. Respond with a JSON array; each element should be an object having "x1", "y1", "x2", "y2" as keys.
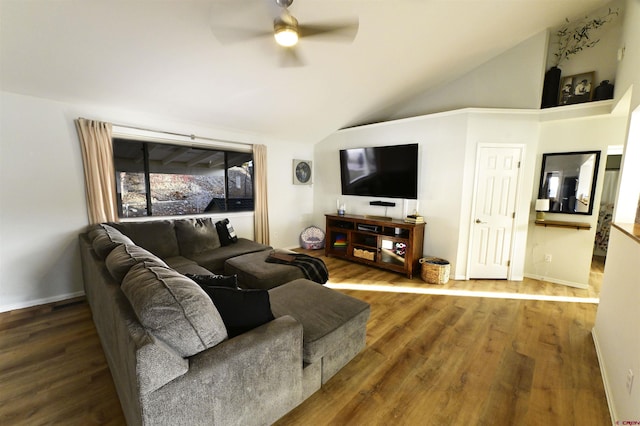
[{"x1": 113, "y1": 138, "x2": 253, "y2": 218}]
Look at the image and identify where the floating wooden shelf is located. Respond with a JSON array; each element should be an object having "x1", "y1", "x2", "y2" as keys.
[{"x1": 534, "y1": 219, "x2": 591, "y2": 230}]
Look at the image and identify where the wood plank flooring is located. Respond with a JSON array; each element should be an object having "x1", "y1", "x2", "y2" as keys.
[{"x1": 0, "y1": 253, "x2": 609, "y2": 425}]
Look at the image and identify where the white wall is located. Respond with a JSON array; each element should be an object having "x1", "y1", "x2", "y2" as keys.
[
  {"x1": 313, "y1": 109, "x2": 540, "y2": 280},
  {"x1": 0, "y1": 91, "x2": 312, "y2": 312},
  {"x1": 0, "y1": 93, "x2": 87, "y2": 309},
  {"x1": 266, "y1": 140, "x2": 316, "y2": 248},
  {"x1": 313, "y1": 112, "x2": 468, "y2": 277},
  {"x1": 592, "y1": 0, "x2": 640, "y2": 422},
  {"x1": 613, "y1": 0, "x2": 640, "y2": 110},
  {"x1": 593, "y1": 226, "x2": 640, "y2": 423},
  {"x1": 463, "y1": 112, "x2": 540, "y2": 280},
  {"x1": 524, "y1": 113, "x2": 628, "y2": 287},
  {"x1": 388, "y1": 31, "x2": 548, "y2": 120}
]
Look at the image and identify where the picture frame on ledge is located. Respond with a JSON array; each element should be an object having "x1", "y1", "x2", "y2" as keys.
[
  {"x1": 558, "y1": 71, "x2": 595, "y2": 106},
  {"x1": 292, "y1": 159, "x2": 312, "y2": 185}
]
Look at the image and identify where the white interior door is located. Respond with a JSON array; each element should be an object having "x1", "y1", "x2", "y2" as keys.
[{"x1": 469, "y1": 146, "x2": 522, "y2": 279}]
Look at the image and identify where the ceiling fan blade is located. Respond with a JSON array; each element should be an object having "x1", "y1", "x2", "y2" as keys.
[
  {"x1": 298, "y1": 20, "x2": 359, "y2": 42},
  {"x1": 210, "y1": 26, "x2": 273, "y2": 45},
  {"x1": 210, "y1": 0, "x2": 273, "y2": 44},
  {"x1": 279, "y1": 47, "x2": 305, "y2": 67}
]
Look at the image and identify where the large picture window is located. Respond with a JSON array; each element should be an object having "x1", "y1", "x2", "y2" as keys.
[{"x1": 113, "y1": 138, "x2": 253, "y2": 218}]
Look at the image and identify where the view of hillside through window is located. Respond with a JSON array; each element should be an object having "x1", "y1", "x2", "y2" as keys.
[{"x1": 113, "y1": 139, "x2": 253, "y2": 217}]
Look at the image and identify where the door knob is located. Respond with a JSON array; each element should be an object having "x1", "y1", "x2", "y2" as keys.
[{"x1": 475, "y1": 219, "x2": 486, "y2": 224}]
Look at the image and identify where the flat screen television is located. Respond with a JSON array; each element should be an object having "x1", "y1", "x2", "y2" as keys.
[{"x1": 339, "y1": 143, "x2": 418, "y2": 199}]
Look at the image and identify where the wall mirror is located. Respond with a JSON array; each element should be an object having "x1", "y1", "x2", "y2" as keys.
[{"x1": 538, "y1": 150, "x2": 601, "y2": 215}]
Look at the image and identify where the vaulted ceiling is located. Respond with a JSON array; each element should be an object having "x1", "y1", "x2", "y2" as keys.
[{"x1": 0, "y1": 0, "x2": 611, "y2": 144}]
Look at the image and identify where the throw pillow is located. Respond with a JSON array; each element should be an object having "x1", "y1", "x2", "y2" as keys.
[
  {"x1": 198, "y1": 286, "x2": 275, "y2": 338},
  {"x1": 186, "y1": 273, "x2": 238, "y2": 289},
  {"x1": 215, "y1": 218, "x2": 238, "y2": 246}
]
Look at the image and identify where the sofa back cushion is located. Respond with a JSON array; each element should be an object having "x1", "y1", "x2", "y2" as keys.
[
  {"x1": 122, "y1": 262, "x2": 228, "y2": 357},
  {"x1": 174, "y1": 217, "x2": 221, "y2": 257},
  {"x1": 109, "y1": 220, "x2": 180, "y2": 259},
  {"x1": 89, "y1": 224, "x2": 135, "y2": 259},
  {"x1": 106, "y1": 244, "x2": 169, "y2": 282}
]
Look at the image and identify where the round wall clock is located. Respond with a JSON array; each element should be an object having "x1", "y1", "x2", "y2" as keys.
[{"x1": 293, "y1": 159, "x2": 312, "y2": 185}]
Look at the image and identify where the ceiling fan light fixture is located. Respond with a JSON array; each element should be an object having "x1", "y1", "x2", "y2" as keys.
[{"x1": 274, "y1": 18, "x2": 299, "y2": 47}]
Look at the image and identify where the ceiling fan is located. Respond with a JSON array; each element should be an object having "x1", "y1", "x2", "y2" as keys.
[{"x1": 211, "y1": 0, "x2": 359, "y2": 66}]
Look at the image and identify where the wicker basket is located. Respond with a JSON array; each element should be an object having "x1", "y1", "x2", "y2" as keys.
[{"x1": 419, "y1": 257, "x2": 450, "y2": 284}]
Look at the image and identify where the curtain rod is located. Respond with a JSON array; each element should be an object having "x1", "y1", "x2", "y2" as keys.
[{"x1": 106, "y1": 121, "x2": 254, "y2": 147}]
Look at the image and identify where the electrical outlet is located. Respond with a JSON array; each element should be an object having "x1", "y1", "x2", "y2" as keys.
[
  {"x1": 544, "y1": 254, "x2": 552, "y2": 263},
  {"x1": 627, "y1": 369, "x2": 634, "y2": 394}
]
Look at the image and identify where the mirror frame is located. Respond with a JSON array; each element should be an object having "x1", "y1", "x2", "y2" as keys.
[{"x1": 538, "y1": 150, "x2": 601, "y2": 216}]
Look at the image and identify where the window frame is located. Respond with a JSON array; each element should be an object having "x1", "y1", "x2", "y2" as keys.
[{"x1": 112, "y1": 135, "x2": 254, "y2": 219}]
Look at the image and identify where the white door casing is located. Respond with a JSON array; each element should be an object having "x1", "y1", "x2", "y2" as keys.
[{"x1": 469, "y1": 145, "x2": 522, "y2": 279}]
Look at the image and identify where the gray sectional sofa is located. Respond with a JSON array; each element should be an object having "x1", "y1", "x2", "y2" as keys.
[{"x1": 79, "y1": 217, "x2": 370, "y2": 426}]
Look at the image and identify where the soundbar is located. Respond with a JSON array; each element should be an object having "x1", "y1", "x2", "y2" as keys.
[{"x1": 370, "y1": 201, "x2": 396, "y2": 207}]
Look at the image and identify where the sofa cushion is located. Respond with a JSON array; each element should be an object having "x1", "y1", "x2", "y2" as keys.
[
  {"x1": 188, "y1": 238, "x2": 272, "y2": 274},
  {"x1": 90, "y1": 224, "x2": 135, "y2": 259},
  {"x1": 122, "y1": 262, "x2": 228, "y2": 357},
  {"x1": 269, "y1": 279, "x2": 370, "y2": 364},
  {"x1": 186, "y1": 273, "x2": 238, "y2": 289},
  {"x1": 171, "y1": 262, "x2": 217, "y2": 277},
  {"x1": 105, "y1": 244, "x2": 168, "y2": 282},
  {"x1": 174, "y1": 218, "x2": 221, "y2": 257},
  {"x1": 197, "y1": 286, "x2": 274, "y2": 338},
  {"x1": 109, "y1": 220, "x2": 180, "y2": 259}
]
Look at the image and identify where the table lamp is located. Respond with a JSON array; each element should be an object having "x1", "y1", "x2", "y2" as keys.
[{"x1": 535, "y1": 199, "x2": 550, "y2": 220}]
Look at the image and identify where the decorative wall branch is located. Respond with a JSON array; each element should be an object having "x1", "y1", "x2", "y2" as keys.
[{"x1": 552, "y1": 8, "x2": 619, "y2": 67}]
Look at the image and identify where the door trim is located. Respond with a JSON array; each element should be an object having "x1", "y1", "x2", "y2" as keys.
[{"x1": 466, "y1": 143, "x2": 525, "y2": 280}]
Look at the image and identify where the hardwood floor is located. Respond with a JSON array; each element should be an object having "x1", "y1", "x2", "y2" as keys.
[{"x1": 0, "y1": 253, "x2": 610, "y2": 425}]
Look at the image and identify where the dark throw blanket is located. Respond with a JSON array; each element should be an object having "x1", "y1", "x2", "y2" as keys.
[{"x1": 266, "y1": 251, "x2": 329, "y2": 284}]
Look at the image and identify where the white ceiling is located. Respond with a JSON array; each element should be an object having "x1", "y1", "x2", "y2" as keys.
[{"x1": 0, "y1": 0, "x2": 611, "y2": 144}]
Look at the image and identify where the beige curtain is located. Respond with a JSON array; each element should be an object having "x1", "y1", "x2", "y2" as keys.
[
  {"x1": 75, "y1": 118, "x2": 118, "y2": 224},
  {"x1": 253, "y1": 144, "x2": 270, "y2": 244}
]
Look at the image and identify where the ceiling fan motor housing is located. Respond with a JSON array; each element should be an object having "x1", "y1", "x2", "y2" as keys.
[{"x1": 275, "y1": 0, "x2": 294, "y2": 8}]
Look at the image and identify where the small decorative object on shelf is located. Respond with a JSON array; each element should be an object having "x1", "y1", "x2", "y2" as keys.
[
  {"x1": 404, "y1": 214, "x2": 424, "y2": 224},
  {"x1": 593, "y1": 80, "x2": 615, "y2": 101},
  {"x1": 558, "y1": 72, "x2": 595, "y2": 105}
]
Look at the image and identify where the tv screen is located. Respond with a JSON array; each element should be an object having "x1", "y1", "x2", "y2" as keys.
[{"x1": 340, "y1": 143, "x2": 418, "y2": 199}]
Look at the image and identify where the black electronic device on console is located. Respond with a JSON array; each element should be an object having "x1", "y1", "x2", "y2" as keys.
[
  {"x1": 370, "y1": 201, "x2": 396, "y2": 207},
  {"x1": 357, "y1": 224, "x2": 380, "y2": 233}
]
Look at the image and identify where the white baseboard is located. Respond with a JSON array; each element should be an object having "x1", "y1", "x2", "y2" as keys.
[
  {"x1": 523, "y1": 273, "x2": 588, "y2": 289},
  {"x1": 591, "y1": 327, "x2": 617, "y2": 426},
  {"x1": 0, "y1": 291, "x2": 85, "y2": 313}
]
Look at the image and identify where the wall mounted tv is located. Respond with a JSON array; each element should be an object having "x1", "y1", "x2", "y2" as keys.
[{"x1": 339, "y1": 143, "x2": 418, "y2": 199}]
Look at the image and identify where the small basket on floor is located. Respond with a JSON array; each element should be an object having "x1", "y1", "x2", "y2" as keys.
[
  {"x1": 300, "y1": 226, "x2": 325, "y2": 250},
  {"x1": 419, "y1": 257, "x2": 450, "y2": 284}
]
